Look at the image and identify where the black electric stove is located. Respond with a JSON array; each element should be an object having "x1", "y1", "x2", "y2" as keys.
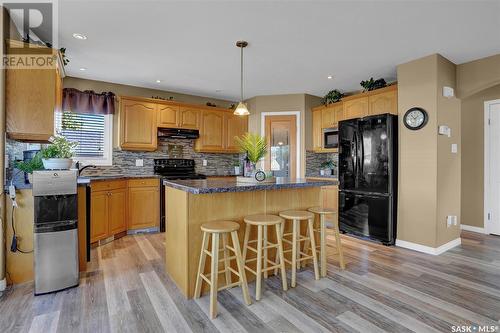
[
  {"x1": 154, "y1": 158, "x2": 206, "y2": 180},
  {"x1": 155, "y1": 159, "x2": 206, "y2": 232}
]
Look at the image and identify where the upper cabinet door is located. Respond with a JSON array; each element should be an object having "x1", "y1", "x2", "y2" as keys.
[
  {"x1": 321, "y1": 107, "x2": 335, "y2": 129},
  {"x1": 344, "y1": 97, "x2": 369, "y2": 120},
  {"x1": 157, "y1": 104, "x2": 179, "y2": 128},
  {"x1": 312, "y1": 110, "x2": 322, "y2": 152},
  {"x1": 179, "y1": 107, "x2": 201, "y2": 129},
  {"x1": 368, "y1": 90, "x2": 397, "y2": 116},
  {"x1": 197, "y1": 110, "x2": 224, "y2": 151},
  {"x1": 225, "y1": 114, "x2": 248, "y2": 152},
  {"x1": 120, "y1": 98, "x2": 158, "y2": 151}
]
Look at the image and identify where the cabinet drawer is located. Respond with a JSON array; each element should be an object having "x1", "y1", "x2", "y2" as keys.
[
  {"x1": 128, "y1": 178, "x2": 159, "y2": 188},
  {"x1": 91, "y1": 179, "x2": 127, "y2": 192}
]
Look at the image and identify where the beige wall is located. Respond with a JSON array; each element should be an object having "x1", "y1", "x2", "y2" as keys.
[
  {"x1": 397, "y1": 54, "x2": 461, "y2": 248},
  {"x1": 245, "y1": 93, "x2": 322, "y2": 178},
  {"x1": 461, "y1": 85, "x2": 500, "y2": 228},
  {"x1": 0, "y1": 6, "x2": 7, "y2": 284},
  {"x1": 63, "y1": 77, "x2": 235, "y2": 148},
  {"x1": 457, "y1": 54, "x2": 500, "y2": 98},
  {"x1": 397, "y1": 55, "x2": 439, "y2": 248},
  {"x1": 436, "y1": 55, "x2": 461, "y2": 246}
]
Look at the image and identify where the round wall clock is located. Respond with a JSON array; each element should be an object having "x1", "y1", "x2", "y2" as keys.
[{"x1": 403, "y1": 107, "x2": 428, "y2": 130}]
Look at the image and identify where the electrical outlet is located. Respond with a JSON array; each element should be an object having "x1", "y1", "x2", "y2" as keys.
[
  {"x1": 202, "y1": 159, "x2": 207, "y2": 166},
  {"x1": 135, "y1": 159, "x2": 144, "y2": 167},
  {"x1": 451, "y1": 144, "x2": 458, "y2": 154},
  {"x1": 447, "y1": 215, "x2": 457, "y2": 227}
]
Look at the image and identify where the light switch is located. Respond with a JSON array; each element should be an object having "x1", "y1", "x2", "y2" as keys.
[
  {"x1": 451, "y1": 144, "x2": 458, "y2": 154},
  {"x1": 135, "y1": 159, "x2": 144, "y2": 167},
  {"x1": 202, "y1": 159, "x2": 208, "y2": 166}
]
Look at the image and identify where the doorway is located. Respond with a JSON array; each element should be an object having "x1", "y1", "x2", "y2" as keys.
[
  {"x1": 484, "y1": 99, "x2": 500, "y2": 235},
  {"x1": 263, "y1": 114, "x2": 298, "y2": 178}
]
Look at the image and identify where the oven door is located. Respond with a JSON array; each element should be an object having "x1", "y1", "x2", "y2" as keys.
[{"x1": 323, "y1": 128, "x2": 339, "y2": 149}]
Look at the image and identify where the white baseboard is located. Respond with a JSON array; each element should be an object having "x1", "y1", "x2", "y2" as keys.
[
  {"x1": 460, "y1": 224, "x2": 486, "y2": 234},
  {"x1": 395, "y1": 238, "x2": 461, "y2": 255},
  {"x1": 0, "y1": 278, "x2": 6, "y2": 292}
]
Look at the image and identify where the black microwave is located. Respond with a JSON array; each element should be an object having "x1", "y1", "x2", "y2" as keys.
[{"x1": 323, "y1": 128, "x2": 338, "y2": 149}]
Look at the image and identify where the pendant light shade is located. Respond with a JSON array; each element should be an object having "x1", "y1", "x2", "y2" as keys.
[
  {"x1": 234, "y1": 101, "x2": 250, "y2": 116},
  {"x1": 234, "y1": 40, "x2": 250, "y2": 116}
]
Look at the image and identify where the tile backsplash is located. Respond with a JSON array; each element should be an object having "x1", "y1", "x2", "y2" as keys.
[
  {"x1": 5, "y1": 138, "x2": 242, "y2": 184},
  {"x1": 305, "y1": 150, "x2": 338, "y2": 177}
]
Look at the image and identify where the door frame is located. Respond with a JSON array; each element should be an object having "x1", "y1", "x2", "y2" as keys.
[
  {"x1": 261, "y1": 111, "x2": 301, "y2": 178},
  {"x1": 484, "y1": 99, "x2": 500, "y2": 235}
]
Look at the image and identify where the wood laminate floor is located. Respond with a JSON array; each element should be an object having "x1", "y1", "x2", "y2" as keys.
[{"x1": 1, "y1": 230, "x2": 500, "y2": 333}]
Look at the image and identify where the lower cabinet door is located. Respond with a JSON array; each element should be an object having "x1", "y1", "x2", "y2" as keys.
[
  {"x1": 90, "y1": 191, "x2": 108, "y2": 243},
  {"x1": 128, "y1": 186, "x2": 160, "y2": 230},
  {"x1": 108, "y1": 188, "x2": 127, "y2": 234}
]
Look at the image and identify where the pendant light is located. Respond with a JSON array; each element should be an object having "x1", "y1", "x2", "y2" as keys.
[{"x1": 234, "y1": 40, "x2": 250, "y2": 116}]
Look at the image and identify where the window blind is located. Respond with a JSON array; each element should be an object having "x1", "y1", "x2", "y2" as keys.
[{"x1": 55, "y1": 111, "x2": 105, "y2": 158}]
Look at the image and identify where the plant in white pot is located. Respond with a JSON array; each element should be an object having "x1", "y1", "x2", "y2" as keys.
[{"x1": 41, "y1": 136, "x2": 78, "y2": 170}]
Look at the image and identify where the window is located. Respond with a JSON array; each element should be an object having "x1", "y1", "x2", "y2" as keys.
[{"x1": 55, "y1": 111, "x2": 113, "y2": 165}]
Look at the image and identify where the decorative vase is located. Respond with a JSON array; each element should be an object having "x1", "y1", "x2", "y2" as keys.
[
  {"x1": 42, "y1": 158, "x2": 73, "y2": 170},
  {"x1": 234, "y1": 166, "x2": 240, "y2": 175},
  {"x1": 28, "y1": 173, "x2": 33, "y2": 184},
  {"x1": 320, "y1": 170, "x2": 325, "y2": 176}
]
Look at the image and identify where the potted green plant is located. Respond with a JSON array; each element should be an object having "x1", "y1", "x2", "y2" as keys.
[
  {"x1": 320, "y1": 159, "x2": 336, "y2": 176},
  {"x1": 14, "y1": 152, "x2": 44, "y2": 183},
  {"x1": 360, "y1": 77, "x2": 387, "y2": 92},
  {"x1": 324, "y1": 89, "x2": 344, "y2": 105},
  {"x1": 41, "y1": 136, "x2": 78, "y2": 170},
  {"x1": 234, "y1": 133, "x2": 267, "y2": 176}
]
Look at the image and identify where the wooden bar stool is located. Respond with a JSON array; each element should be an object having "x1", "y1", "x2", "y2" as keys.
[
  {"x1": 194, "y1": 221, "x2": 251, "y2": 319},
  {"x1": 242, "y1": 214, "x2": 287, "y2": 301},
  {"x1": 278, "y1": 210, "x2": 320, "y2": 288},
  {"x1": 307, "y1": 207, "x2": 345, "y2": 277}
]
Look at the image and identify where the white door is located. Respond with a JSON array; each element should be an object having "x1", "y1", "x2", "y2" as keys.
[{"x1": 486, "y1": 100, "x2": 500, "y2": 235}]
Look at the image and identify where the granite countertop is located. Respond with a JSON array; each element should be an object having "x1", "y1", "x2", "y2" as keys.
[
  {"x1": 306, "y1": 175, "x2": 338, "y2": 180},
  {"x1": 163, "y1": 177, "x2": 338, "y2": 194},
  {"x1": 6, "y1": 174, "x2": 162, "y2": 191}
]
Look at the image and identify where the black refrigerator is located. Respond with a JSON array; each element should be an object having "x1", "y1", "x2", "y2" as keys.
[{"x1": 338, "y1": 113, "x2": 397, "y2": 245}]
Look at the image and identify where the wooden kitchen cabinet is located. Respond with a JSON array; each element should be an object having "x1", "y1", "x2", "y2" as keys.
[
  {"x1": 90, "y1": 191, "x2": 109, "y2": 243},
  {"x1": 128, "y1": 179, "x2": 160, "y2": 230},
  {"x1": 312, "y1": 109, "x2": 323, "y2": 152},
  {"x1": 225, "y1": 113, "x2": 248, "y2": 152},
  {"x1": 368, "y1": 88, "x2": 398, "y2": 115},
  {"x1": 90, "y1": 180, "x2": 127, "y2": 243},
  {"x1": 108, "y1": 188, "x2": 127, "y2": 234},
  {"x1": 157, "y1": 104, "x2": 179, "y2": 128},
  {"x1": 344, "y1": 97, "x2": 369, "y2": 120},
  {"x1": 120, "y1": 97, "x2": 158, "y2": 151},
  {"x1": 196, "y1": 110, "x2": 225, "y2": 152},
  {"x1": 322, "y1": 103, "x2": 343, "y2": 128},
  {"x1": 179, "y1": 107, "x2": 200, "y2": 129},
  {"x1": 5, "y1": 40, "x2": 65, "y2": 142}
]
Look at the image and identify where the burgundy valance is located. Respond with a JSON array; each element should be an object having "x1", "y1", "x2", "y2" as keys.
[{"x1": 62, "y1": 88, "x2": 116, "y2": 115}]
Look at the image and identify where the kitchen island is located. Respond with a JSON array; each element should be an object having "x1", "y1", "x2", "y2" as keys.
[{"x1": 163, "y1": 177, "x2": 336, "y2": 298}]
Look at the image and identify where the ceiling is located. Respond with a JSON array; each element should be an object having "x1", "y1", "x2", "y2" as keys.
[{"x1": 56, "y1": 0, "x2": 500, "y2": 101}]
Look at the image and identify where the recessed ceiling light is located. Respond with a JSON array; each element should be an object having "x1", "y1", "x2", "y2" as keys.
[
  {"x1": 79, "y1": 67, "x2": 86, "y2": 71},
  {"x1": 327, "y1": 75, "x2": 333, "y2": 79},
  {"x1": 156, "y1": 79, "x2": 161, "y2": 83},
  {"x1": 72, "y1": 33, "x2": 87, "y2": 40}
]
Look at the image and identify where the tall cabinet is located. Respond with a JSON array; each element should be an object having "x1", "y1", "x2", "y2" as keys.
[{"x1": 5, "y1": 40, "x2": 65, "y2": 142}]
